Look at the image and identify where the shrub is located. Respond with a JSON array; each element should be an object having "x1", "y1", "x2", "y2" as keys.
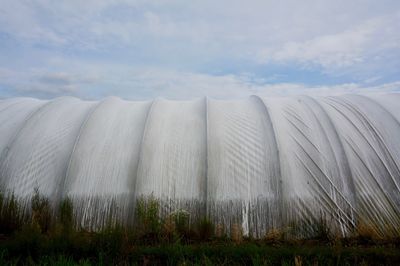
[
  {"x1": 162, "y1": 209, "x2": 195, "y2": 243},
  {"x1": 172, "y1": 210, "x2": 190, "y2": 236},
  {"x1": 135, "y1": 196, "x2": 161, "y2": 243},
  {"x1": 59, "y1": 197, "x2": 74, "y2": 233},
  {"x1": 196, "y1": 218, "x2": 214, "y2": 241},
  {"x1": 0, "y1": 192, "x2": 24, "y2": 234},
  {"x1": 31, "y1": 188, "x2": 52, "y2": 233}
]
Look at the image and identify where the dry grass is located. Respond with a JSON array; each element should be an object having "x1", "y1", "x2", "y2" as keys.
[
  {"x1": 215, "y1": 223, "x2": 225, "y2": 238},
  {"x1": 162, "y1": 215, "x2": 176, "y2": 237},
  {"x1": 294, "y1": 255, "x2": 303, "y2": 266},
  {"x1": 264, "y1": 228, "x2": 284, "y2": 243},
  {"x1": 356, "y1": 221, "x2": 381, "y2": 240},
  {"x1": 230, "y1": 223, "x2": 243, "y2": 243},
  {"x1": 0, "y1": 192, "x2": 398, "y2": 265}
]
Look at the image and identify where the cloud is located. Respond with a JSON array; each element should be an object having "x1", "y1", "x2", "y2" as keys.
[
  {"x1": 37, "y1": 72, "x2": 99, "y2": 87},
  {"x1": 258, "y1": 14, "x2": 400, "y2": 71},
  {"x1": 1, "y1": 59, "x2": 398, "y2": 100},
  {"x1": 0, "y1": 1, "x2": 400, "y2": 99},
  {"x1": 259, "y1": 22, "x2": 370, "y2": 68},
  {"x1": 0, "y1": 68, "x2": 99, "y2": 97}
]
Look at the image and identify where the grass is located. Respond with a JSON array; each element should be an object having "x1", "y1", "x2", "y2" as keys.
[
  {"x1": 31, "y1": 188, "x2": 52, "y2": 233},
  {"x1": 1, "y1": 241, "x2": 399, "y2": 265},
  {"x1": 0, "y1": 192, "x2": 25, "y2": 234},
  {"x1": 0, "y1": 191, "x2": 398, "y2": 265}
]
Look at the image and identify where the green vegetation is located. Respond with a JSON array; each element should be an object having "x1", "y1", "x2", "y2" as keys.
[
  {"x1": 0, "y1": 191, "x2": 398, "y2": 265},
  {"x1": 135, "y1": 196, "x2": 162, "y2": 243},
  {"x1": 59, "y1": 197, "x2": 74, "y2": 233},
  {"x1": 0, "y1": 192, "x2": 26, "y2": 234},
  {"x1": 0, "y1": 240, "x2": 399, "y2": 265},
  {"x1": 31, "y1": 188, "x2": 52, "y2": 233}
]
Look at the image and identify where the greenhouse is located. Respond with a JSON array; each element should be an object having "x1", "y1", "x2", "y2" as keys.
[{"x1": 0, "y1": 94, "x2": 399, "y2": 238}]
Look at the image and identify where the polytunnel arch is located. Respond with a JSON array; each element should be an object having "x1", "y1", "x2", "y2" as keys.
[
  {"x1": 64, "y1": 97, "x2": 152, "y2": 228},
  {"x1": 206, "y1": 96, "x2": 284, "y2": 236},
  {"x1": 319, "y1": 95, "x2": 400, "y2": 235},
  {"x1": 0, "y1": 98, "x2": 45, "y2": 163},
  {"x1": 0, "y1": 97, "x2": 94, "y2": 203},
  {"x1": 260, "y1": 96, "x2": 359, "y2": 236},
  {"x1": 135, "y1": 98, "x2": 207, "y2": 221}
]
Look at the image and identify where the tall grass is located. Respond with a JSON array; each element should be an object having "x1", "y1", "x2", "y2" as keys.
[
  {"x1": 0, "y1": 191, "x2": 398, "y2": 264},
  {"x1": 0, "y1": 192, "x2": 25, "y2": 234},
  {"x1": 58, "y1": 197, "x2": 74, "y2": 233},
  {"x1": 135, "y1": 196, "x2": 162, "y2": 243},
  {"x1": 31, "y1": 188, "x2": 52, "y2": 233}
]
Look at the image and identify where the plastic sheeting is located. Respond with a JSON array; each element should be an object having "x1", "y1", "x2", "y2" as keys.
[
  {"x1": 0, "y1": 97, "x2": 94, "y2": 202},
  {"x1": 0, "y1": 95, "x2": 399, "y2": 237},
  {"x1": 65, "y1": 97, "x2": 151, "y2": 227}
]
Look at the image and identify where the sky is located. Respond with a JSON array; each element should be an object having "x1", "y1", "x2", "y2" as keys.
[{"x1": 0, "y1": 0, "x2": 399, "y2": 100}]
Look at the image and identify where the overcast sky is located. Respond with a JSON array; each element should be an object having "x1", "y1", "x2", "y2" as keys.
[{"x1": 0, "y1": 0, "x2": 399, "y2": 99}]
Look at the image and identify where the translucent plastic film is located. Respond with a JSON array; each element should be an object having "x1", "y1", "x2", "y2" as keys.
[{"x1": 0, "y1": 95, "x2": 399, "y2": 237}]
